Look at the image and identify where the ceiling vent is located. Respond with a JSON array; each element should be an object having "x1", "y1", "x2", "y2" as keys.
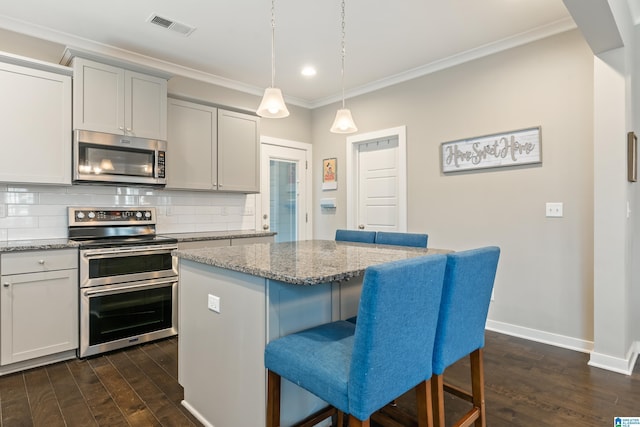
[{"x1": 147, "y1": 14, "x2": 196, "y2": 36}]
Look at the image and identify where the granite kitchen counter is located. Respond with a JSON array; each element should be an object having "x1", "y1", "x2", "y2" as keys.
[
  {"x1": 159, "y1": 230, "x2": 276, "y2": 242},
  {"x1": 0, "y1": 239, "x2": 79, "y2": 253},
  {"x1": 174, "y1": 239, "x2": 450, "y2": 285}
]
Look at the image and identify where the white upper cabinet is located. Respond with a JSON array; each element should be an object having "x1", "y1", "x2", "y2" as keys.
[
  {"x1": 218, "y1": 109, "x2": 260, "y2": 193},
  {"x1": 167, "y1": 99, "x2": 217, "y2": 190},
  {"x1": 166, "y1": 98, "x2": 260, "y2": 193},
  {"x1": 0, "y1": 58, "x2": 72, "y2": 185},
  {"x1": 72, "y1": 57, "x2": 167, "y2": 140}
]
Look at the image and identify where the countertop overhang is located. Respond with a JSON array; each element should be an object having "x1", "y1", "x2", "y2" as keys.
[{"x1": 174, "y1": 240, "x2": 451, "y2": 285}]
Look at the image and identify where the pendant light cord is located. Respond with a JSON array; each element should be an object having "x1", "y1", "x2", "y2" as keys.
[
  {"x1": 271, "y1": 0, "x2": 276, "y2": 88},
  {"x1": 340, "y1": 0, "x2": 346, "y2": 109}
]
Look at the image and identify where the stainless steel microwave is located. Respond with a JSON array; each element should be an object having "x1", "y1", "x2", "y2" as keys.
[{"x1": 73, "y1": 130, "x2": 167, "y2": 186}]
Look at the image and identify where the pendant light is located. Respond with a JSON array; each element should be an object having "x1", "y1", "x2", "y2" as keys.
[
  {"x1": 330, "y1": 0, "x2": 357, "y2": 134},
  {"x1": 257, "y1": 0, "x2": 290, "y2": 118}
]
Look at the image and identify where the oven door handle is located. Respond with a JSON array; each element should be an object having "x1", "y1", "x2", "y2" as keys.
[
  {"x1": 82, "y1": 245, "x2": 177, "y2": 258},
  {"x1": 83, "y1": 279, "x2": 176, "y2": 297}
]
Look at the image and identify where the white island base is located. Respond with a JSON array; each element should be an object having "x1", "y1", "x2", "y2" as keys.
[{"x1": 178, "y1": 259, "x2": 359, "y2": 427}]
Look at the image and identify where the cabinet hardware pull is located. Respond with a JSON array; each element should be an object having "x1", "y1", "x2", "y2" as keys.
[
  {"x1": 38, "y1": 260, "x2": 45, "y2": 265},
  {"x1": 3, "y1": 283, "x2": 9, "y2": 287}
]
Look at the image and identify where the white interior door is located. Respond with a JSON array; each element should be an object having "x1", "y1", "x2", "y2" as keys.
[
  {"x1": 347, "y1": 126, "x2": 407, "y2": 232},
  {"x1": 260, "y1": 139, "x2": 312, "y2": 242},
  {"x1": 357, "y1": 138, "x2": 400, "y2": 231}
]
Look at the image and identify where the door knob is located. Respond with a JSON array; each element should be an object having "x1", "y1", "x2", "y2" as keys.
[
  {"x1": 3, "y1": 282, "x2": 9, "y2": 288},
  {"x1": 263, "y1": 224, "x2": 270, "y2": 230},
  {"x1": 358, "y1": 224, "x2": 365, "y2": 230}
]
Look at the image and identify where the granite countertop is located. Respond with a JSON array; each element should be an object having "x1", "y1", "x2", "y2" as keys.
[
  {"x1": 174, "y1": 239, "x2": 451, "y2": 285},
  {"x1": 0, "y1": 239, "x2": 80, "y2": 253},
  {"x1": 0, "y1": 230, "x2": 275, "y2": 253},
  {"x1": 159, "y1": 230, "x2": 276, "y2": 242}
]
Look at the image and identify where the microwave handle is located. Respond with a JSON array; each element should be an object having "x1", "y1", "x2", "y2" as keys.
[{"x1": 157, "y1": 151, "x2": 166, "y2": 179}]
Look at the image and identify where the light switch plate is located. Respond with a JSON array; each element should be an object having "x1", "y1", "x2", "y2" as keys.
[
  {"x1": 545, "y1": 202, "x2": 563, "y2": 218},
  {"x1": 208, "y1": 294, "x2": 220, "y2": 313}
]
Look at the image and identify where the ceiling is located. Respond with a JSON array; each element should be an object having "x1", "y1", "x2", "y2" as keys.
[{"x1": 0, "y1": 0, "x2": 578, "y2": 108}]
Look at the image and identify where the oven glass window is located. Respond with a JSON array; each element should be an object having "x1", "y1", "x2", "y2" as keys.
[
  {"x1": 89, "y1": 253, "x2": 173, "y2": 279},
  {"x1": 78, "y1": 143, "x2": 155, "y2": 177},
  {"x1": 89, "y1": 285, "x2": 173, "y2": 346}
]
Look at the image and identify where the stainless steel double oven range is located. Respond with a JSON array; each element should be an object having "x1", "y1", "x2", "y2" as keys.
[{"x1": 68, "y1": 207, "x2": 178, "y2": 358}]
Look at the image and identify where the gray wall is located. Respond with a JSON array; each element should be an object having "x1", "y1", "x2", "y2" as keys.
[{"x1": 312, "y1": 30, "x2": 596, "y2": 344}]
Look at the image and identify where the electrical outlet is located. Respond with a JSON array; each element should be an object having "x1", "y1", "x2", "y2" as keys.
[
  {"x1": 545, "y1": 202, "x2": 563, "y2": 218},
  {"x1": 207, "y1": 294, "x2": 220, "y2": 313}
]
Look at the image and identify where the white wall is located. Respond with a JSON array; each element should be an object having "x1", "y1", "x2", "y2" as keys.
[{"x1": 312, "y1": 30, "x2": 596, "y2": 348}]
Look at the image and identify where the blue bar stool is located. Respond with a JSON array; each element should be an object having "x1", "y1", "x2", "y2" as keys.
[
  {"x1": 375, "y1": 231, "x2": 428, "y2": 248},
  {"x1": 265, "y1": 255, "x2": 448, "y2": 427},
  {"x1": 335, "y1": 229, "x2": 376, "y2": 244},
  {"x1": 431, "y1": 246, "x2": 500, "y2": 427}
]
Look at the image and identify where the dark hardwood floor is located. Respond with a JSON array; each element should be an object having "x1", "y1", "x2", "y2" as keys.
[
  {"x1": 376, "y1": 331, "x2": 640, "y2": 427},
  {"x1": 0, "y1": 337, "x2": 201, "y2": 427},
  {"x1": 0, "y1": 331, "x2": 638, "y2": 426}
]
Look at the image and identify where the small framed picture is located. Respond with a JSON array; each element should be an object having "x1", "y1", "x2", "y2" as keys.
[
  {"x1": 322, "y1": 158, "x2": 337, "y2": 190},
  {"x1": 628, "y1": 131, "x2": 637, "y2": 182}
]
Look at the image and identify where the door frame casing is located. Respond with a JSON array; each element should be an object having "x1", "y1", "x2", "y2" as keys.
[
  {"x1": 258, "y1": 136, "x2": 313, "y2": 240},
  {"x1": 346, "y1": 126, "x2": 407, "y2": 232}
]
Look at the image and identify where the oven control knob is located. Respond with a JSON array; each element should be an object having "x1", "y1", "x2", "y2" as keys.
[
  {"x1": 136, "y1": 211, "x2": 143, "y2": 219},
  {"x1": 88, "y1": 212, "x2": 96, "y2": 219},
  {"x1": 76, "y1": 212, "x2": 85, "y2": 219},
  {"x1": 144, "y1": 211, "x2": 151, "y2": 218}
]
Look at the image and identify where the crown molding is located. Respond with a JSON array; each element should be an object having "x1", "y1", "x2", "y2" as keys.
[{"x1": 311, "y1": 17, "x2": 577, "y2": 108}]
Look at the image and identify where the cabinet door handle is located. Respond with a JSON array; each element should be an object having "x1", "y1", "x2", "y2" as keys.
[
  {"x1": 38, "y1": 260, "x2": 45, "y2": 265},
  {"x1": 3, "y1": 282, "x2": 9, "y2": 288}
]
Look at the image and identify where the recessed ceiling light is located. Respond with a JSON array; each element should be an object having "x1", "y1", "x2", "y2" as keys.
[{"x1": 301, "y1": 66, "x2": 317, "y2": 77}]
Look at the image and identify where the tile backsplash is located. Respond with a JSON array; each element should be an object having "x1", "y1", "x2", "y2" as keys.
[{"x1": 0, "y1": 184, "x2": 257, "y2": 241}]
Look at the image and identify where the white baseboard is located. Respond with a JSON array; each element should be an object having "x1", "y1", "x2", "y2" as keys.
[
  {"x1": 181, "y1": 400, "x2": 214, "y2": 427},
  {"x1": 486, "y1": 320, "x2": 639, "y2": 376},
  {"x1": 588, "y1": 343, "x2": 639, "y2": 376},
  {"x1": 485, "y1": 319, "x2": 594, "y2": 353}
]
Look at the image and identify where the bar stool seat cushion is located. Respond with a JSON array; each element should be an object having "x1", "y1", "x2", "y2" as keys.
[{"x1": 265, "y1": 320, "x2": 355, "y2": 414}]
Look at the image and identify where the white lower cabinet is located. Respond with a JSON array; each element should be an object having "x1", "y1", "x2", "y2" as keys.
[{"x1": 0, "y1": 249, "x2": 78, "y2": 366}]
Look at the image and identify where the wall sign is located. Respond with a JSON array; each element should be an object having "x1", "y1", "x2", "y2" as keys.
[{"x1": 441, "y1": 127, "x2": 542, "y2": 173}]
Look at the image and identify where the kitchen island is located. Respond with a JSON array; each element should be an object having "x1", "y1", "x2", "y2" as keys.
[{"x1": 175, "y1": 240, "x2": 449, "y2": 427}]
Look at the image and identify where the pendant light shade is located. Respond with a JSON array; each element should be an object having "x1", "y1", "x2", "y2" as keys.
[
  {"x1": 330, "y1": 108, "x2": 357, "y2": 133},
  {"x1": 257, "y1": 0, "x2": 290, "y2": 118},
  {"x1": 330, "y1": 0, "x2": 357, "y2": 134},
  {"x1": 257, "y1": 87, "x2": 289, "y2": 118}
]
